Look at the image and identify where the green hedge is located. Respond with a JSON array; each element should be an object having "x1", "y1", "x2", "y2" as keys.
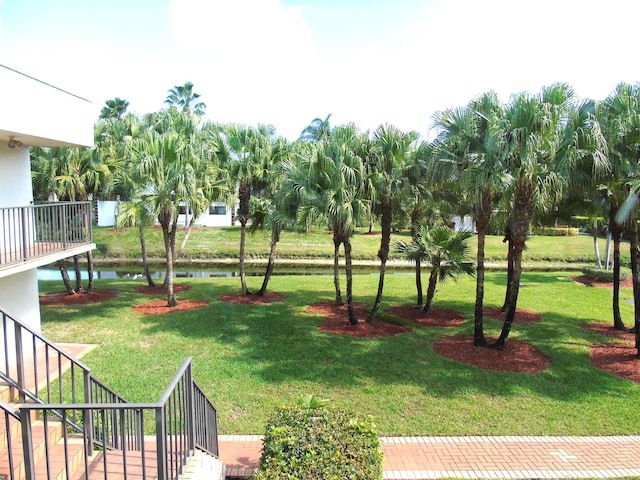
[
  {"x1": 533, "y1": 226, "x2": 580, "y2": 236},
  {"x1": 252, "y1": 397, "x2": 383, "y2": 480},
  {"x1": 582, "y1": 266, "x2": 630, "y2": 282}
]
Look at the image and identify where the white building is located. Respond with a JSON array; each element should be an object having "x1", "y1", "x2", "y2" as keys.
[{"x1": 0, "y1": 64, "x2": 95, "y2": 334}]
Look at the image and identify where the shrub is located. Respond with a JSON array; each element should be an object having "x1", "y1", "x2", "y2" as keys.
[
  {"x1": 533, "y1": 226, "x2": 580, "y2": 236},
  {"x1": 252, "y1": 396, "x2": 383, "y2": 480},
  {"x1": 582, "y1": 266, "x2": 630, "y2": 282}
]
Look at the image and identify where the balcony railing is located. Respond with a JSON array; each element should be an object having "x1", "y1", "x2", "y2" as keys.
[{"x1": 0, "y1": 201, "x2": 93, "y2": 269}]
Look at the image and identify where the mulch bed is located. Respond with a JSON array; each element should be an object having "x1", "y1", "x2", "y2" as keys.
[
  {"x1": 134, "y1": 284, "x2": 192, "y2": 295},
  {"x1": 219, "y1": 292, "x2": 286, "y2": 304},
  {"x1": 132, "y1": 299, "x2": 209, "y2": 315},
  {"x1": 385, "y1": 305, "x2": 464, "y2": 327},
  {"x1": 433, "y1": 335, "x2": 552, "y2": 373},
  {"x1": 307, "y1": 302, "x2": 411, "y2": 338},
  {"x1": 590, "y1": 342, "x2": 640, "y2": 383},
  {"x1": 572, "y1": 275, "x2": 633, "y2": 289},
  {"x1": 483, "y1": 307, "x2": 541, "y2": 324},
  {"x1": 580, "y1": 322, "x2": 640, "y2": 382},
  {"x1": 39, "y1": 289, "x2": 119, "y2": 306}
]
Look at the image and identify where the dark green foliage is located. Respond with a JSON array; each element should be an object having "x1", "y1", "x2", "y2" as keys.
[
  {"x1": 252, "y1": 398, "x2": 383, "y2": 480},
  {"x1": 533, "y1": 226, "x2": 580, "y2": 236},
  {"x1": 582, "y1": 265, "x2": 630, "y2": 282}
]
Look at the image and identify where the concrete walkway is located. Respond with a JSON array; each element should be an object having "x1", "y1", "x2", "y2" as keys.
[{"x1": 219, "y1": 434, "x2": 640, "y2": 479}]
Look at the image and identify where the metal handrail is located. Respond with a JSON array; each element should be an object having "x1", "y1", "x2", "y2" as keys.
[
  {"x1": 18, "y1": 357, "x2": 218, "y2": 480},
  {"x1": 0, "y1": 201, "x2": 93, "y2": 268}
]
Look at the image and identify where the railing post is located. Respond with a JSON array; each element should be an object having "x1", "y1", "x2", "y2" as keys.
[
  {"x1": 20, "y1": 407, "x2": 36, "y2": 480},
  {"x1": 186, "y1": 359, "x2": 196, "y2": 454},
  {"x1": 61, "y1": 203, "x2": 68, "y2": 249},
  {"x1": 14, "y1": 323, "x2": 25, "y2": 403},
  {"x1": 83, "y1": 372, "x2": 95, "y2": 456},
  {"x1": 21, "y1": 207, "x2": 28, "y2": 263},
  {"x1": 156, "y1": 405, "x2": 168, "y2": 480}
]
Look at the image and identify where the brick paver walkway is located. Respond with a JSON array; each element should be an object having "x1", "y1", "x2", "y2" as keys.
[{"x1": 219, "y1": 434, "x2": 640, "y2": 479}]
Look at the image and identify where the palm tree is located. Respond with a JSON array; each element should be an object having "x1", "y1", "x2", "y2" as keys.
[
  {"x1": 223, "y1": 124, "x2": 276, "y2": 295},
  {"x1": 494, "y1": 84, "x2": 608, "y2": 349},
  {"x1": 366, "y1": 124, "x2": 418, "y2": 322},
  {"x1": 128, "y1": 111, "x2": 210, "y2": 306},
  {"x1": 286, "y1": 124, "x2": 369, "y2": 324},
  {"x1": 299, "y1": 114, "x2": 332, "y2": 142},
  {"x1": 395, "y1": 225, "x2": 475, "y2": 314},
  {"x1": 99, "y1": 97, "x2": 130, "y2": 120},
  {"x1": 431, "y1": 91, "x2": 509, "y2": 346},
  {"x1": 597, "y1": 83, "x2": 640, "y2": 332},
  {"x1": 165, "y1": 81, "x2": 206, "y2": 116}
]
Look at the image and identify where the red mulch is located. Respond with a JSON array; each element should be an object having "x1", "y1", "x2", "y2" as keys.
[
  {"x1": 580, "y1": 322, "x2": 640, "y2": 382},
  {"x1": 590, "y1": 342, "x2": 640, "y2": 382},
  {"x1": 39, "y1": 289, "x2": 119, "y2": 306},
  {"x1": 385, "y1": 305, "x2": 464, "y2": 327},
  {"x1": 132, "y1": 299, "x2": 209, "y2": 315},
  {"x1": 219, "y1": 292, "x2": 286, "y2": 304},
  {"x1": 433, "y1": 335, "x2": 552, "y2": 373},
  {"x1": 483, "y1": 307, "x2": 541, "y2": 324},
  {"x1": 133, "y1": 284, "x2": 192, "y2": 295},
  {"x1": 307, "y1": 302, "x2": 411, "y2": 338},
  {"x1": 572, "y1": 275, "x2": 633, "y2": 288}
]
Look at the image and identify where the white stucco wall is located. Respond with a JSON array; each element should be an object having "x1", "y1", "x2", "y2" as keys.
[
  {"x1": 0, "y1": 143, "x2": 32, "y2": 207},
  {"x1": 0, "y1": 269, "x2": 41, "y2": 333},
  {"x1": 97, "y1": 200, "x2": 118, "y2": 227}
]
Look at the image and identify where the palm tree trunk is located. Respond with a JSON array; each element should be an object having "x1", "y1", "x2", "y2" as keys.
[
  {"x1": 501, "y1": 229, "x2": 515, "y2": 312},
  {"x1": 57, "y1": 259, "x2": 75, "y2": 295},
  {"x1": 73, "y1": 255, "x2": 83, "y2": 292},
  {"x1": 160, "y1": 216, "x2": 177, "y2": 307},
  {"x1": 86, "y1": 250, "x2": 95, "y2": 294},
  {"x1": 473, "y1": 190, "x2": 491, "y2": 346},
  {"x1": 238, "y1": 183, "x2": 251, "y2": 295},
  {"x1": 333, "y1": 236, "x2": 343, "y2": 305},
  {"x1": 258, "y1": 225, "x2": 280, "y2": 296},
  {"x1": 411, "y1": 211, "x2": 423, "y2": 308},
  {"x1": 593, "y1": 219, "x2": 603, "y2": 269},
  {"x1": 344, "y1": 237, "x2": 357, "y2": 325},
  {"x1": 368, "y1": 200, "x2": 393, "y2": 323},
  {"x1": 175, "y1": 216, "x2": 196, "y2": 261},
  {"x1": 422, "y1": 270, "x2": 438, "y2": 314},
  {"x1": 610, "y1": 208, "x2": 626, "y2": 330},
  {"x1": 140, "y1": 224, "x2": 156, "y2": 287},
  {"x1": 493, "y1": 181, "x2": 533, "y2": 349}
]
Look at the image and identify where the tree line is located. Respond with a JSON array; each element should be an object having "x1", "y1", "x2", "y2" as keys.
[{"x1": 31, "y1": 81, "x2": 640, "y2": 356}]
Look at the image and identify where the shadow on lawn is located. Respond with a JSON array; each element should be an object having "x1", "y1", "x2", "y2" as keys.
[{"x1": 133, "y1": 284, "x2": 632, "y2": 403}]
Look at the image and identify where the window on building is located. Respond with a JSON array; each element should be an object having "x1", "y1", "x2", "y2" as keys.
[
  {"x1": 178, "y1": 205, "x2": 192, "y2": 215},
  {"x1": 209, "y1": 205, "x2": 227, "y2": 215}
]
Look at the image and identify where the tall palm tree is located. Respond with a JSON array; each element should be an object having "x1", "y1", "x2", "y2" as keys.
[
  {"x1": 395, "y1": 225, "x2": 475, "y2": 314},
  {"x1": 165, "y1": 81, "x2": 206, "y2": 116},
  {"x1": 99, "y1": 97, "x2": 130, "y2": 120},
  {"x1": 431, "y1": 91, "x2": 509, "y2": 346},
  {"x1": 128, "y1": 111, "x2": 210, "y2": 306},
  {"x1": 299, "y1": 114, "x2": 332, "y2": 143},
  {"x1": 597, "y1": 83, "x2": 640, "y2": 332},
  {"x1": 494, "y1": 84, "x2": 608, "y2": 349},
  {"x1": 223, "y1": 124, "x2": 277, "y2": 295},
  {"x1": 286, "y1": 124, "x2": 369, "y2": 324},
  {"x1": 366, "y1": 124, "x2": 418, "y2": 322}
]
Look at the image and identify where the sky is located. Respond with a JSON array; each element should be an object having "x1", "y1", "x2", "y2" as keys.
[{"x1": 1, "y1": 0, "x2": 640, "y2": 141}]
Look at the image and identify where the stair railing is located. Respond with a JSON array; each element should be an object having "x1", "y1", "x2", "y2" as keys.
[{"x1": 19, "y1": 357, "x2": 218, "y2": 480}]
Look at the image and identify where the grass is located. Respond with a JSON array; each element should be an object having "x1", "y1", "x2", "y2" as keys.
[
  {"x1": 39, "y1": 270, "x2": 640, "y2": 437},
  {"x1": 92, "y1": 226, "x2": 623, "y2": 265}
]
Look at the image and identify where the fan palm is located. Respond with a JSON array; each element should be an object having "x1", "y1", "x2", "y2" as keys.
[
  {"x1": 165, "y1": 81, "x2": 206, "y2": 116},
  {"x1": 395, "y1": 225, "x2": 475, "y2": 314}
]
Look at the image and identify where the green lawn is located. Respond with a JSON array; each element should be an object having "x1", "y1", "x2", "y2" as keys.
[
  {"x1": 39, "y1": 270, "x2": 640, "y2": 436},
  {"x1": 92, "y1": 226, "x2": 621, "y2": 266}
]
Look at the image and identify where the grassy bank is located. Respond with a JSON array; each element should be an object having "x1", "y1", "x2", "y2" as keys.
[
  {"x1": 92, "y1": 226, "x2": 619, "y2": 266},
  {"x1": 40, "y1": 271, "x2": 640, "y2": 436}
]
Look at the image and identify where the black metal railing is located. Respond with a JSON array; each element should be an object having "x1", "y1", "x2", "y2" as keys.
[
  {"x1": 0, "y1": 308, "x2": 219, "y2": 479},
  {"x1": 19, "y1": 357, "x2": 218, "y2": 480},
  {"x1": 0, "y1": 201, "x2": 93, "y2": 268}
]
